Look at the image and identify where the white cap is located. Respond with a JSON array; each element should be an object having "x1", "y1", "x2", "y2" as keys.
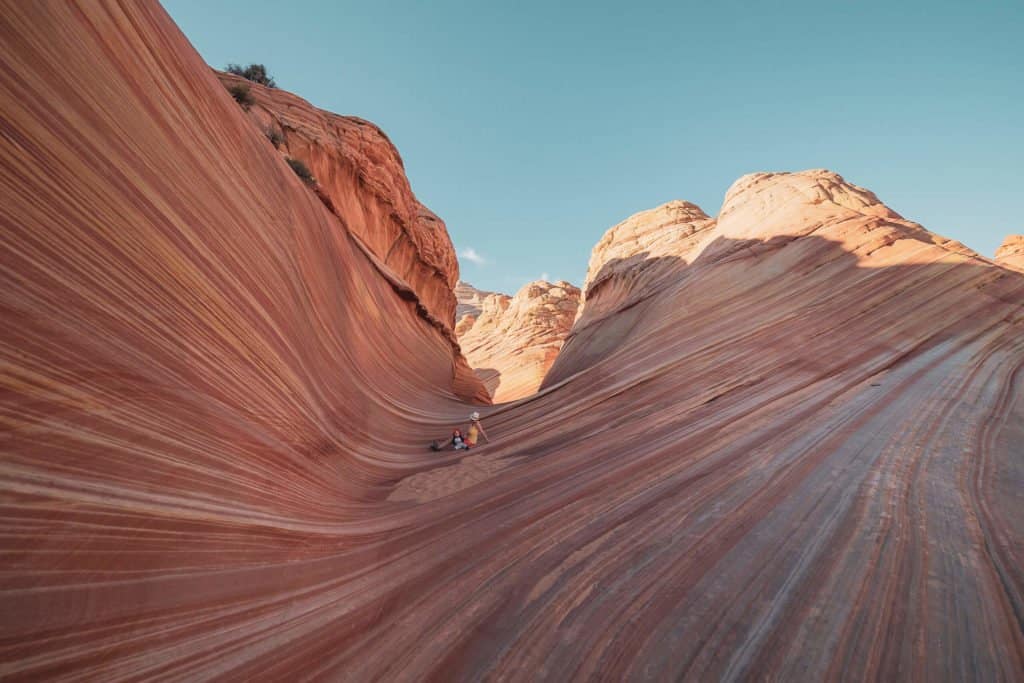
[{"x1": 471, "y1": 411, "x2": 480, "y2": 420}]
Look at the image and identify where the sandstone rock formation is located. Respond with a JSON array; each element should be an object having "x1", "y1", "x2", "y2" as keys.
[
  {"x1": 215, "y1": 71, "x2": 460, "y2": 327},
  {"x1": 2, "y1": 4, "x2": 1023, "y2": 681},
  {"x1": 578, "y1": 199, "x2": 716, "y2": 329},
  {"x1": 454, "y1": 311, "x2": 478, "y2": 336},
  {"x1": 551, "y1": 169, "x2": 993, "y2": 382},
  {"x1": 995, "y1": 234, "x2": 1024, "y2": 272},
  {"x1": 454, "y1": 280, "x2": 496, "y2": 318},
  {"x1": 457, "y1": 281, "x2": 580, "y2": 402}
]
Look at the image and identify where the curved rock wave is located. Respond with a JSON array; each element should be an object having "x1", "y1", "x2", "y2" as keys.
[{"x1": 1, "y1": 3, "x2": 1023, "y2": 681}]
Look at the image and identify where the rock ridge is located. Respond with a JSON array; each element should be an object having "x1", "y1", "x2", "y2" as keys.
[
  {"x1": 995, "y1": 234, "x2": 1024, "y2": 272},
  {"x1": 216, "y1": 71, "x2": 460, "y2": 327}
]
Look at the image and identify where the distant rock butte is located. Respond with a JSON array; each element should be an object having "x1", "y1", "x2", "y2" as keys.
[
  {"x1": 995, "y1": 235, "x2": 1024, "y2": 272},
  {"x1": 457, "y1": 281, "x2": 581, "y2": 402},
  {"x1": 215, "y1": 71, "x2": 460, "y2": 327},
  {"x1": 454, "y1": 280, "x2": 496, "y2": 318}
]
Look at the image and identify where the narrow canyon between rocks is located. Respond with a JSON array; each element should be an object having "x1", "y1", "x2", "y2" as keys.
[{"x1": 1, "y1": 2, "x2": 1023, "y2": 681}]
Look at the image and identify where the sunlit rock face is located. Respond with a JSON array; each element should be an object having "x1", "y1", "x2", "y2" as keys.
[
  {"x1": 454, "y1": 311, "x2": 478, "y2": 336},
  {"x1": 215, "y1": 71, "x2": 460, "y2": 328},
  {"x1": 2, "y1": 3, "x2": 1024, "y2": 681},
  {"x1": 551, "y1": 169, "x2": 995, "y2": 384},
  {"x1": 715, "y1": 169, "x2": 983, "y2": 258},
  {"x1": 457, "y1": 281, "x2": 580, "y2": 402},
  {"x1": 578, "y1": 200, "x2": 717, "y2": 329},
  {"x1": 454, "y1": 280, "x2": 496, "y2": 319},
  {"x1": 995, "y1": 234, "x2": 1024, "y2": 272}
]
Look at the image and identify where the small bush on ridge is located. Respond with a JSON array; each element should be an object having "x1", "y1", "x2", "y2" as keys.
[
  {"x1": 226, "y1": 82, "x2": 254, "y2": 109},
  {"x1": 286, "y1": 157, "x2": 315, "y2": 185},
  {"x1": 225, "y1": 63, "x2": 276, "y2": 88},
  {"x1": 266, "y1": 126, "x2": 284, "y2": 148}
]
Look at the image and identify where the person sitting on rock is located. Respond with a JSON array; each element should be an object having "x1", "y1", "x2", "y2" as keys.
[
  {"x1": 465, "y1": 412, "x2": 489, "y2": 449},
  {"x1": 448, "y1": 428, "x2": 469, "y2": 451}
]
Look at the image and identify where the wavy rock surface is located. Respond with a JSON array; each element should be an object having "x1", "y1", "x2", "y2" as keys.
[
  {"x1": 215, "y1": 71, "x2": 460, "y2": 327},
  {"x1": 996, "y1": 235, "x2": 1024, "y2": 272},
  {"x1": 542, "y1": 171, "x2": 1024, "y2": 680},
  {"x1": 457, "y1": 281, "x2": 580, "y2": 402},
  {"x1": 2, "y1": 4, "x2": 1024, "y2": 682}
]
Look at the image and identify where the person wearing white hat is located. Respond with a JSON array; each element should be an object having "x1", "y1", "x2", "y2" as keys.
[{"x1": 466, "y1": 411, "x2": 489, "y2": 448}]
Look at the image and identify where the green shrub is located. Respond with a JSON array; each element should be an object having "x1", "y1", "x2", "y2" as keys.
[
  {"x1": 266, "y1": 126, "x2": 284, "y2": 148},
  {"x1": 226, "y1": 82, "x2": 254, "y2": 109},
  {"x1": 225, "y1": 63, "x2": 276, "y2": 88},
  {"x1": 286, "y1": 157, "x2": 315, "y2": 185}
]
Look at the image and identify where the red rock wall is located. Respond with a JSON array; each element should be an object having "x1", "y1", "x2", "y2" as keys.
[
  {"x1": 0, "y1": 3, "x2": 493, "y2": 673},
  {"x1": 214, "y1": 71, "x2": 461, "y2": 328}
]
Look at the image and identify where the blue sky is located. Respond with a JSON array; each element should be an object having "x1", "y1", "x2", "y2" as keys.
[{"x1": 165, "y1": 0, "x2": 1023, "y2": 293}]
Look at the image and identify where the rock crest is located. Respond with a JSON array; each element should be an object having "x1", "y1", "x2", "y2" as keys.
[
  {"x1": 215, "y1": 71, "x2": 461, "y2": 327},
  {"x1": 995, "y1": 235, "x2": 1024, "y2": 272}
]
